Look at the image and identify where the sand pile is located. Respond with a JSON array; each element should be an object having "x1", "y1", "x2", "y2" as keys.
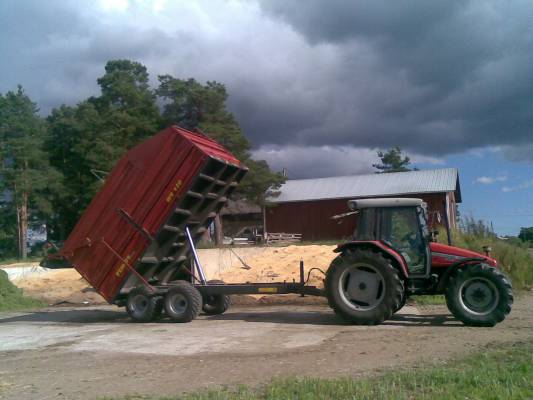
[
  {"x1": 218, "y1": 245, "x2": 337, "y2": 288},
  {"x1": 14, "y1": 269, "x2": 106, "y2": 305}
]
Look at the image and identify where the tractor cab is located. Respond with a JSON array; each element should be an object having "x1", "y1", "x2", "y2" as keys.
[{"x1": 349, "y1": 198, "x2": 431, "y2": 277}]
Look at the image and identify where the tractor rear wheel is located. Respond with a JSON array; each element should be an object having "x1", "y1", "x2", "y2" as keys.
[
  {"x1": 164, "y1": 281, "x2": 202, "y2": 323},
  {"x1": 126, "y1": 287, "x2": 162, "y2": 322},
  {"x1": 445, "y1": 264, "x2": 513, "y2": 327},
  {"x1": 202, "y1": 280, "x2": 231, "y2": 315},
  {"x1": 394, "y1": 284, "x2": 408, "y2": 313},
  {"x1": 325, "y1": 249, "x2": 403, "y2": 325}
]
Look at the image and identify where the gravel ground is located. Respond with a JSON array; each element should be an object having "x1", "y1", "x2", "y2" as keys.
[{"x1": 0, "y1": 294, "x2": 532, "y2": 400}]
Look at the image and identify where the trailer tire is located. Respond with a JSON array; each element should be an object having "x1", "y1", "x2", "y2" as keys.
[
  {"x1": 126, "y1": 288, "x2": 162, "y2": 322},
  {"x1": 445, "y1": 264, "x2": 513, "y2": 327},
  {"x1": 325, "y1": 249, "x2": 403, "y2": 325},
  {"x1": 164, "y1": 281, "x2": 202, "y2": 323},
  {"x1": 202, "y1": 280, "x2": 231, "y2": 315}
]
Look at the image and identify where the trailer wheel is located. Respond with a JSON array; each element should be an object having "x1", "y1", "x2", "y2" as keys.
[
  {"x1": 445, "y1": 264, "x2": 513, "y2": 327},
  {"x1": 126, "y1": 288, "x2": 162, "y2": 322},
  {"x1": 325, "y1": 249, "x2": 403, "y2": 325},
  {"x1": 202, "y1": 280, "x2": 231, "y2": 315},
  {"x1": 164, "y1": 281, "x2": 202, "y2": 323}
]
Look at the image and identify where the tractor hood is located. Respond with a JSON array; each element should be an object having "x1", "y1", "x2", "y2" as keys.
[{"x1": 430, "y1": 242, "x2": 497, "y2": 267}]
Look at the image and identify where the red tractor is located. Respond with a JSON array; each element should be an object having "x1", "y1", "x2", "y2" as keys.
[{"x1": 325, "y1": 198, "x2": 513, "y2": 326}]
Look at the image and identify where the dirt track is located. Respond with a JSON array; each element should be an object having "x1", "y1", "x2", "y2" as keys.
[{"x1": 1, "y1": 294, "x2": 532, "y2": 400}]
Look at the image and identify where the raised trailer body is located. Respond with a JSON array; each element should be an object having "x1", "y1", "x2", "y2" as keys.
[{"x1": 54, "y1": 126, "x2": 248, "y2": 303}]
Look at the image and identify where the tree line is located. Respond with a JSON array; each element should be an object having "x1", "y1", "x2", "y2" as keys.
[{"x1": 0, "y1": 59, "x2": 285, "y2": 259}]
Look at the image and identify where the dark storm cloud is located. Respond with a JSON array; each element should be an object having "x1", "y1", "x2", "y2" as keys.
[
  {"x1": 1, "y1": 0, "x2": 532, "y2": 177},
  {"x1": 254, "y1": 0, "x2": 533, "y2": 157},
  {"x1": 0, "y1": 0, "x2": 176, "y2": 111}
]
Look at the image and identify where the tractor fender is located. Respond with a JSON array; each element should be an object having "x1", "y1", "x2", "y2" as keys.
[
  {"x1": 435, "y1": 257, "x2": 487, "y2": 292},
  {"x1": 334, "y1": 241, "x2": 409, "y2": 278}
]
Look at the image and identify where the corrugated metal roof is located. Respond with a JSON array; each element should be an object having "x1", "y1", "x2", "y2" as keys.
[{"x1": 269, "y1": 168, "x2": 461, "y2": 203}]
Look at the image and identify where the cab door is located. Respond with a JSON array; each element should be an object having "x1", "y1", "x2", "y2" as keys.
[{"x1": 378, "y1": 206, "x2": 430, "y2": 277}]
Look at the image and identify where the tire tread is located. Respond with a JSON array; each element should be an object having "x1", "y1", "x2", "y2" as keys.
[
  {"x1": 325, "y1": 248, "x2": 403, "y2": 325},
  {"x1": 445, "y1": 264, "x2": 513, "y2": 327}
]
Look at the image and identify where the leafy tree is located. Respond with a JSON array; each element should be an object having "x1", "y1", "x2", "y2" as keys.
[
  {"x1": 94, "y1": 60, "x2": 161, "y2": 148},
  {"x1": 46, "y1": 102, "x2": 111, "y2": 238},
  {"x1": 0, "y1": 203, "x2": 18, "y2": 259},
  {"x1": 46, "y1": 61, "x2": 284, "y2": 245},
  {"x1": 157, "y1": 75, "x2": 284, "y2": 204},
  {"x1": 157, "y1": 75, "x2": 284, "y2": 243},
  {"x1": 0, "y1": 87, "x2": 62, "y2": 258},
  {"x1": 373, "y1": 146, "x2": 415, "y2": 173},
  {"x1": 518, "y1": 227, "x2": 533, "y2": 244},
  {"x1": 46, "y1": 60, "x2": 161, "y2": 238}
]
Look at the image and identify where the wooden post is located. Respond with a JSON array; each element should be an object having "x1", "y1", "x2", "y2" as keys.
[
  {"x1": 214, "y1": 214, "x2": 223, "y2": 246},
  {"x1": 262, "y1": 205, "x2": 267, "y2": 241}
]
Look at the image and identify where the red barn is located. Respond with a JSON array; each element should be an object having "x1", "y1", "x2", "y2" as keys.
[{"x1": 265, "y1": 168, "x2": 461, "y2": 241}]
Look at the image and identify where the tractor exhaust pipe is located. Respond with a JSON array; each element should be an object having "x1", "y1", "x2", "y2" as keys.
[{"x1": 442, "y1": 200, "x2": 452, "y2": 246}]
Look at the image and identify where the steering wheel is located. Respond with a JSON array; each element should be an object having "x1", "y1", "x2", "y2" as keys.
[{"x1": 401, "y1": 232, "x2": 418, "y2": 247}]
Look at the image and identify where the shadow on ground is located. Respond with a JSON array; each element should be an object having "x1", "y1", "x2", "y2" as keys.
[
  {"x1": 0, "y1": 309, "x2": 128, "y2": 324},
  {"x1": 0, "y1": 306, "x2": 461, "y2": 327}
]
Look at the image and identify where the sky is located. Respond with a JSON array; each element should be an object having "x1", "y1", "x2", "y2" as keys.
[{"x1": 0, "y1": 0, "x2": 531, "y2": 235}]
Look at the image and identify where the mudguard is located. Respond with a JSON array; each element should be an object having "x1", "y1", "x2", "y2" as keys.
[{"x1": 334, "y1": 241, "x2": 409, "y2": 278}]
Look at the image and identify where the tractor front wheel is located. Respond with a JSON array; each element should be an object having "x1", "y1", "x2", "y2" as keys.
[
  {"x1": 325, "y1": 249, "x2": 403, "y2": 325},
  {"x1": 445, "y1": 264, "x2": 513, "y2": 327}
]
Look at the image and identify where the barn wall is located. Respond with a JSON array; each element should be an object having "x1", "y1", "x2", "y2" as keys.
[
  {"x1": 265, "y1": 192, "x2": 454, "y2": 241},
  {"x1": 265, "y1": 198, "x2": 356, "y2": 241}
]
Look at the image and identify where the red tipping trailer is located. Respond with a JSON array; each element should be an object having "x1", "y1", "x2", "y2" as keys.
[{"x1": 54, "y1": 125, "x2": 247, "y2": 303}]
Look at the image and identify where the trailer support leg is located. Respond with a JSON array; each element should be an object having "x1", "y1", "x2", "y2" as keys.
[{"x1": 186, "y1": 226, "x2": 207, "y2": 285}]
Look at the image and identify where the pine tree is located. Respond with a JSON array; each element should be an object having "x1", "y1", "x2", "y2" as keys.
[
  {"x1": 46, "y1": 61, "x2": 161, "y2": 238},
  {"x1": 157, "y1": 75, "x2": 284, "y2": 205},
  {"x1": 373, "y1": 146, "x2": 415, "y2": 173},
  {"x1": 0, "y1": 87, "x2": 62, "y2": 258}
]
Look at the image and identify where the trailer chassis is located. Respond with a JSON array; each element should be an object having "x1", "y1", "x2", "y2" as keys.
[{"x1": 120, "y1": 227, "x2": 325, "y2": 321}]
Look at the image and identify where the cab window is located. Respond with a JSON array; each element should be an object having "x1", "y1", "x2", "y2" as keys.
[{"x1": 379, "y1": 207, "x2": 426, "y2": 274}]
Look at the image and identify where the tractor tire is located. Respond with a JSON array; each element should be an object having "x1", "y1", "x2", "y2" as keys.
[
  {"x1": 126, "y1": 287, "x2": 162, "y2": 322},
  {"x1": 164, "y1": 281, "x2": 202, "y2": 323},
  {"x1": 325, "y1": 249, "x2": 403, "y2": 325},
  {"x1": 202, "y1": 280, "x2": 231, "y2": 315},
  {"x1": 445, "y1": 264, "x2": 513, "y2": 327},
  {"x1": 394, "y1": 282, "x2": 408, "y2": 313}
]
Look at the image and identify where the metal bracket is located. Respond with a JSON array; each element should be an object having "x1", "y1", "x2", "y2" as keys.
[
  {"x1": 100, "y1": 238, "x2": 155, "y2": 293},
  {"x1": 90, "y1": 169, "x2": 109, "y2": 182},
  {"x1": 117, "y1": 208, "x2": 154, "y2": 243},
  {"x1": 185, "y1": 226, "x2": 207, "y2": 285}
]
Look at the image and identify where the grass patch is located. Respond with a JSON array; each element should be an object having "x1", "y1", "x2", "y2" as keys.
[
  {"x1": 0, "y1": 269, "x2": 45, "y2": 312},
  {"x1": 103, "y1": 340, "x2": 533, "y2": 400},
  {"x1": 410, "y1": 294, "x2": 445, "y2": 305}
]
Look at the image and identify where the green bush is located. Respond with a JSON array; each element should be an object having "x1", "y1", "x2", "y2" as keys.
[
  {"x1": 447, "y1": 229, "x2": 533, "y2": 290},
  {"x1": 0, "y1": 269, "x2": 45, "y2": 311}
]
